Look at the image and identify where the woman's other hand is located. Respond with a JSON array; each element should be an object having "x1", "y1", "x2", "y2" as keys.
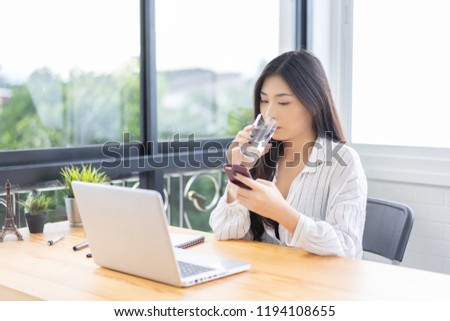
[{"x1": 230, "y1": 173, "x2": 300, "y2": 233}]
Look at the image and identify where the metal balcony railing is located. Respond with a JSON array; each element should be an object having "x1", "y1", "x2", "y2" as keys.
[{"x1": 0, "y1": 169, "x2": 226, "y2": 232}]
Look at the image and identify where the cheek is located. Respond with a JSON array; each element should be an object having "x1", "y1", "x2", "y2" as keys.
[
  {"x1": 298, "y1": 115, "x2": 312, "y2": 130},
  {"x1": 260, "y1": 104, "x2": 268, "y2": 114},
  {"x1": 274, "y1": 111, "x2": 312, "y2": 139},
  {"x1": 294, "y1": 109, "x2": 313, "y2": 129}
]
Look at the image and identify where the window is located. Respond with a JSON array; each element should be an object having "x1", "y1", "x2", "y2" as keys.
[
  {"x1": 308, "y1": 0, "x2": 450, "y2": 187},
  {"x1": 352, "y1": 0, "x2": 450, "y2": 148},
  {"x1": 155, "y1": 0, "x2": 296, "y2": 140},
  {"x1": 0, "y1": 0, "x2": 140, "y2": 151},
  {"x1": 1, "y1": 0, "x2": 304, "y2": 192}
]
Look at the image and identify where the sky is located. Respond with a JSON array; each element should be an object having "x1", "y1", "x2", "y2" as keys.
[
  {"x1": 0, "y1": 0, "x2": 283, "y2": 84},
  {"x1": 0, "y1": 0, "x2": 140, "y2": 83}
]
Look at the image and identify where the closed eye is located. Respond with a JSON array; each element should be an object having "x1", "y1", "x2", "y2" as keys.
[
  {"x1": 260, "y1": 100, "x2": 269, "y2": 104},
  {"x1": 279, "y1": 102, "x2": 290, "y2": 106}
]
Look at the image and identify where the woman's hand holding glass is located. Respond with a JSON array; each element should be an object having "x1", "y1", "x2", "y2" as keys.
[
  {"x1": 226, "y1": 125, "x2": 257, "y2": 203},
  {"x1": 226, "y1": 114, "x2": 275, "y2": 167},
  {"x1": 226, "y1": 124, "x2": 258, "y2": 166}
]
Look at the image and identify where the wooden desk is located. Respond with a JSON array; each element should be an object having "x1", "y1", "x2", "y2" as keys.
[{"x1": 1, "y1": 221, "x2": 450, "y2": 300}]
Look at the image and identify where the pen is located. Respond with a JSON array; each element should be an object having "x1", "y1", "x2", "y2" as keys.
[
  {"x1": 47, "y1": 234, "x2": 65, "y2": 246},
  {"x1": 73, "y1": 241, "x2": 89, "y2": 251}
]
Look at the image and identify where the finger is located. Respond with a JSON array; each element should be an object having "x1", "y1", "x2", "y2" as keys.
[
  {"x1": 233, "y1": 147, "x2": 258, "y2": 163},
  {"x1": 227, "y1": 153, "x2": 256, "y2": 167},
  {"x1": 239, "y1": 127, "x2": 256, "y2": 142},
  {"x1": 240, "y1": 144, "x2": 262, "y2": 158},
  {"x1": 230, "y1": 181, "x2": 253, "y2": 200},
  {"x1": 238, "y1": 125, "x2": 255, "y2": 137},
  {"x1": 235, "y1": 131, "x2": 253, "y2": 143},
  {"x1": 231, "y1": 127, "x2": 254, "y2": 141},
  {"x1": 231, "y1": 137, "x2": 251, "y2": 148},
  {"x1": 234, "y1": 194, "x2": 250, "y2": 208},
  {"x1": 240, "y1": 158, "x2": 257, "y2": 168},
  {"x1": 234, "y1": 173, "x2": 260, "y2": 190},
  {"x1": 227, "y1": 183, "x2": 238, "y2": 199},
  {"x1": 240, "y1": 154, "x2": 258, "y2": 164},
  {"x1": 235, "y1": 192, "x2": 250, "y2": 203},
  {"x1": 235, "y1": 183, "x2": 253, "y2": 197},
  {"x1": 236, "y1": 144, "x2": 259, "y2": 164},
  {"x1": 256, "y1": 178, "x2": 273, "y2": 186}
]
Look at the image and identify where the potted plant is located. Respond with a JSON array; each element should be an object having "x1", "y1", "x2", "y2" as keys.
[
  {"x1": 60, "y1": 164, "x2": 109, "y2": 226},
  {"x1": 21, "y1": 193, "x2": 53, "y2": 233}
]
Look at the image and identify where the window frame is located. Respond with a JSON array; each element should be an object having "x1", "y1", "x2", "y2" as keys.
[
  {"x1": 0, "y1": 0, "x2": 308, "y2": 192},
  {"x1": 326, "y1": 0, "x2": 450, "y2": 188}
]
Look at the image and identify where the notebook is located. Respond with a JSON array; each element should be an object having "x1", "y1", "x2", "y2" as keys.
[
  {"x1": 170, "y1": 233, "x2": 205, "y2": 249},
  {"x1": 72, "y1": 181, "x2": 250, "y2": 287}
]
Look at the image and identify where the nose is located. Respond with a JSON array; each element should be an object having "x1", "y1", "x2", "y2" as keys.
[
  {"x1": 264, "y1": 102, "x2": 273, "y2": 116},
  {"x1": 265, "y1": 104, "x2": 277, "y2": 120}
]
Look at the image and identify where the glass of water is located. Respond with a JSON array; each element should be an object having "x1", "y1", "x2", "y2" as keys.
[{"x1": 242, "y1": 113, "x2": 277, "y2": 157}]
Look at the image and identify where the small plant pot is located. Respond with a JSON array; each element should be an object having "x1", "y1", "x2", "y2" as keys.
[
  {"x1": 25, "y1": 213, "x2": 47, "y2": 234},
  {"x1": 65, "y1": 197, "x2": 82, "y2": 227}
]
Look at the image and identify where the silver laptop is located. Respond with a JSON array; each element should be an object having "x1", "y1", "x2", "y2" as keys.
[{"x1": 72, "y1": 181, "x2": 250, "y2": 287}]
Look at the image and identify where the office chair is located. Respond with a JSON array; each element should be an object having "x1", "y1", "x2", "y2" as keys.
[{"x1": 363, "y1": 197, "x2": 414, "y2": 265}]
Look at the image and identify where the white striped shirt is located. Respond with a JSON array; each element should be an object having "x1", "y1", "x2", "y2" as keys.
[{"x1": 210, "y1": 136, "x2": 368, "y2": 259}]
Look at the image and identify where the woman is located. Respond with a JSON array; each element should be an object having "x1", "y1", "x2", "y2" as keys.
[{"x1": 210, "y1": 50, "x2": 367, "y2": 259}]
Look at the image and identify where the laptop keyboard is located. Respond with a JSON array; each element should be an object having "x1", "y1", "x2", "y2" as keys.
[{"x1": 178, "y1": 261, "x2": 214, "y2": 278}]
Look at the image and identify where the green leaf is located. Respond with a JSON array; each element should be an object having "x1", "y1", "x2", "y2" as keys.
[
  {"x1": 60, "y1": 163, "x2": 109, "y2": 198},
  {"x1": 20, "y1": 193, "x2": 53, "y2": 216}
]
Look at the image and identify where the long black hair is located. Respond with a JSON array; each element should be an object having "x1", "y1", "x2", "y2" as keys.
[{"x1": 248, "y1": 50, "x2": 346, "y2": 241}]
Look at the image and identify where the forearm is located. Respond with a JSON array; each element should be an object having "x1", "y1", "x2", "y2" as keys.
[
  {"x1": 210, "y1": 192, "x2": 251, "y2": 240},
  {"x1": 276, "y1": 202, "x2": 301, "y2": 234}
]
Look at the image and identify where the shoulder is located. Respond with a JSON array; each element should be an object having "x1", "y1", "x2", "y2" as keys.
[
  {"x1": 316, "y1": 137, "x2": 366, "y2": 186},
  {"x1": 317, "y1": 137, "x2": 362, "y2": 169},
  {"x1": 318, "y1": 137, "x2": 367, "y2": 193}
]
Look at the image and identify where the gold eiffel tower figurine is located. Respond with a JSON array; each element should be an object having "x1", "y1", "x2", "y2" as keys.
[{"x1": 0, "y1": 180, "x2": 23, "y2": 242}]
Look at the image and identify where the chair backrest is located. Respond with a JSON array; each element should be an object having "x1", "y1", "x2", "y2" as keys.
[{"x1": 363, "y1": 197, "x2": 414, "y2": 265}]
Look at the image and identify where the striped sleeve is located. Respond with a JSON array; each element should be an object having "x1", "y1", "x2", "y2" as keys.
[
  {"x1": 209, "y1": 186, "x2": 251, "y2": 240},
  {"x1": 284, "y1": 149, "x2": 367, "y2": 258}
]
